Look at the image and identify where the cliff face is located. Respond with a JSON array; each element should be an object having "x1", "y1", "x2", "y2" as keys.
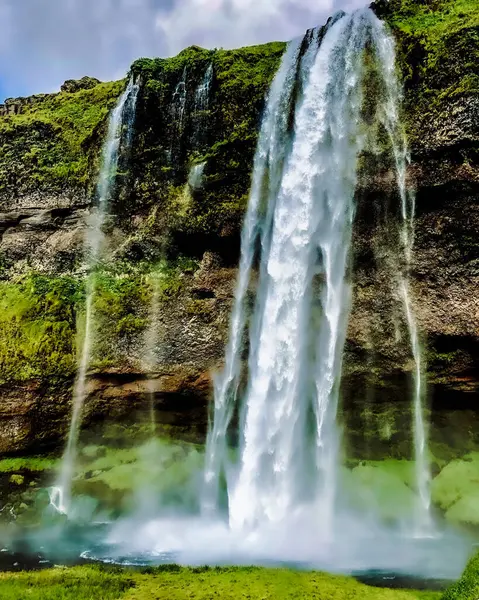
[{"x1": 0, "y1": 0, "x2": 477, "y2": 454}]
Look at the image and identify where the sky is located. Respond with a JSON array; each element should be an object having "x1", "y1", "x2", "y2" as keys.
[{"x1": 0, "y1": 0, "x2": 369, "y2": 101}]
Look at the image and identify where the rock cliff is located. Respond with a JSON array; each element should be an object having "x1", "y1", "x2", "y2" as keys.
[{"x1": 0, "y1": 0, "x2": 477, "y2": 454}]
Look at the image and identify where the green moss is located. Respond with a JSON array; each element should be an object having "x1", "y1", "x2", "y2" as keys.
[
  {"x1": 0, "y1": 456, "x2": 57, "y2": 473},
  {"x1": 0, "y1": 80, "x2": 124, "y2": 195},
  {"x1": 442, "y1": 551, "x2": 479, "y2": 600},
  {"x1": 0, "y1": 275, "x2": 80, "y2": 384},
  {"x1": 8, "y1": 474, "x2": 24, "y2": 485},
  {"x1": 73, "y1": 438, "x2": 204, "y2": 513},
  {"x1": 87, "y1": 271, "x2": 150, "y2": 368},
  {"x1": 344, "y1": 461, "x2": 417, "y2": 523}
]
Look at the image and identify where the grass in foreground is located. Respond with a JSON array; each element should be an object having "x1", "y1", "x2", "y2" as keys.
[
  {"x1": 0, "y1": 566, "x2": 133, "y2": 600},
  {"x1": 442, "y1": 551, "x2": 479, "y2": 600},
  {"x1": 0, "y1": 565, "x2": 442, "y2": 600}
]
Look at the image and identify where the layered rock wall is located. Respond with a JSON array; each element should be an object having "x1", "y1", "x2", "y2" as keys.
[{"x1": 0, "y1": 0, "x2": 477, "y2": 453}]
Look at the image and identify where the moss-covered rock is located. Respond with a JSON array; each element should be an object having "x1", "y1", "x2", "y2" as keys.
[
  {"x1": 127, "y1": 42, "x2": 285, "y2": 257},
  {"x1": 0, "y1": 2, "x2": 477, "y2": 454},
  {"x1": 343, "y1": 460, "x2": 417, "y2": 523},
  {"x1": 72, "y1": 438, "x2": 204, "y2": 515},
  {"x1": 0, "y1": 80, "x2": 125, "y2": 200}
]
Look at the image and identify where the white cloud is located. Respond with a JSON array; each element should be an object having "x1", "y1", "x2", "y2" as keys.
[{"x1": 0, "y1": 0, "x2": 369, "y2": 99}]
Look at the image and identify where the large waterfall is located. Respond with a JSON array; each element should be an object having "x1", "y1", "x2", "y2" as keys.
[
  {"x1": 203, "y1": 8, "x2": 431, "y2": 536},
  {"x1": 38, "y1": 9, "x2": 474, "y2": 581},
  {"x1": 53, "y1": 77, "x2": 139, "y2": 514}
]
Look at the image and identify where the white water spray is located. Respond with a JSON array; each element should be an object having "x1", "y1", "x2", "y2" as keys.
[{"x1": 53, "y1": 77, "x2": 139, "y2": 515}]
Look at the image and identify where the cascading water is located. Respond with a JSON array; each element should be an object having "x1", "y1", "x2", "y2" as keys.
[
  {"x1": 52, "y1": 77, "x2": 139, "y2": 515},
  {"x1": 195, "y1": 63, "x2": 213, "y2": 111},
  {"x1": 203, "y1": 7, "x2": 431, "y2": 537},
  {"x1": 202, "y1": 33, "x2": 305, "y2": 515},
  {"x1": 229, "y1": 11, "x2": 374, "y2": 534},
  {"x1": 172, "y1": 67, "x2": 188, "y2": 131},
  {"x1": 144, "y1": 272, "x2": 162, "y2": 434},
  {"x1": 370, "y1": 29, "x2": 432, "y2": 534},
  {"x1": 188, "y1": 64, "x2": 214, "y2": 188}
]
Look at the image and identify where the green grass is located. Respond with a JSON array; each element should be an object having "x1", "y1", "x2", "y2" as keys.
[
  {"x1": 0, "y1": 565, "x2": 442, "y2": 600},
  {"x1": 383, "y1": 0, "x2": 479, "y2": 98},
  {"x1": 387, "y1": 0, "x2": 479, "y2": 45},
  {"x1": 442, "y1": 551, "x2": 479, "y2": 600},
  {"x1": 0, "y1": 566, "x2": 133, "y2": 600}
]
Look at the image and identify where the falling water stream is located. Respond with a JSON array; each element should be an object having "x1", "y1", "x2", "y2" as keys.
[
  {"x1": 195, "y1": 63, "x2": 213, "y2": 111},
  {"x1": 204, "y1": 8, "x2": 432, "y2": 537},
  {"x1": 52, "y1": 77, "x2": 139, "y2": 515},
  {"x1": 371, "y1": 28, "x2": 432, "y2": 531}
]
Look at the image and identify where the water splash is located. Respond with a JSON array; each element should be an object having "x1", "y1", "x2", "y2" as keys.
[{"x1": 55, "y1": 77, "x2": 139, "y2": 515}]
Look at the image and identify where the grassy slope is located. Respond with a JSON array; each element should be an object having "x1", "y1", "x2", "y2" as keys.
[
  {"x1": 0, "y1": 566, "x2": 442, "y2": 600},
  {"x1": 0, "y1": 80, "x2": 124, "y2": 194}
]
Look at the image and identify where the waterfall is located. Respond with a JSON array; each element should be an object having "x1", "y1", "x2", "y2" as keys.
[
  {"x1": 172, "y1": 67, "x2": 188, "y2": 131},
  {"x1": 188, "y1": 64, "x2": 214, "y2": 185},
  {"x1": 370, "y1": 27, "x2": 432, "y2": 533},
  {"x1": 144, "y1": 273, "x2": 161, "y2": 434},
  {"x1": 203, "y1": 8, "x2": 429, "y2": 536},
  {"x1": 188, "y1": 162, "x2": 206, "y2": 190},
  {"x1": 195, "y1": 63, "x2": 213, "y2": 112},
  {"x1": 201, "y1": 32, "x2": 305, "y2": 515},
  {"x1": 52, "y1": 77, "x2": 139, "y2": 515},
  {"x1": 229, "y1": 11, "x2": 373, "y2": 534}
]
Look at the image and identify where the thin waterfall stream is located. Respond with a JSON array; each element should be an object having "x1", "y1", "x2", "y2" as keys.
[
  {"x1": 51, "y1": 77, "x2": 139, "y2": 515},
  {"x1": 371, "y1": 26, "x2": 432, "y2": 531}
]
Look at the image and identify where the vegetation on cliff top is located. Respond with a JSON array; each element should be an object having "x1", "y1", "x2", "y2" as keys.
[
  {"x1": 377, "y1": 0, "x2": 479, "y2": 149},
  {"x1": 0, "y1": 80, "x2": 124, "y2": 197}
]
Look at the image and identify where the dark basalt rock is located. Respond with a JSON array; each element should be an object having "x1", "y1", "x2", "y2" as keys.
[{"x1": 60, "y1": 76, "x2": 101, "y2": 94}]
